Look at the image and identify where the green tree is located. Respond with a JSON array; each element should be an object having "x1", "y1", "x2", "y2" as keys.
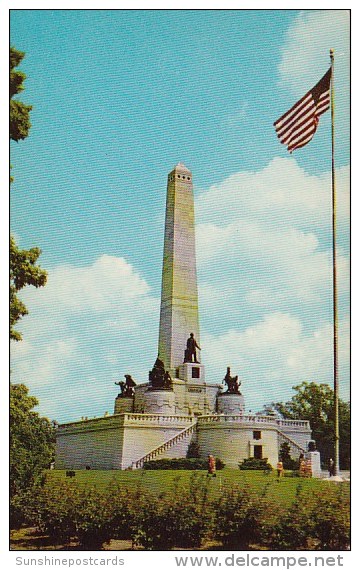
[
  {"x1": 10, "y1": 47, "x2": 47, "y2": 340},
  {"x1": 10, "y1": 236, "x2": 47, "y2": 341},
  {"x1": 279, "y1": 442, "x2": 298, "y2": 470},
  {"x1": 270, "y1": 382, "x2": 350, "y2": 469},
  {"x1": 10, "y1": 383, "x2": 55, "y2": 497},
  {"x1": 10, "y1": 49, "x2": 52, "y2": 530},
  {"x1": 10, "y1": 47, "x2": 32, "y2": 141}
]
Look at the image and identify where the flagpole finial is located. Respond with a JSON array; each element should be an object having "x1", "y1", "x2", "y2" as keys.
[{"x1": 330, "y1": 48, "x2": 334, "y2": 60}]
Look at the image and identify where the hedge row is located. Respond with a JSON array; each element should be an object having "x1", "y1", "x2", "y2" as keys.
[
  {"x1": 143, "y1": 457, "x2": 225, "y2": 470},
  {"x1": 238, "y1": 457, "x2": 273, "y2": 471},
  {"x1": 12, "y1": 476, "x2": 350, "y2": 550}
]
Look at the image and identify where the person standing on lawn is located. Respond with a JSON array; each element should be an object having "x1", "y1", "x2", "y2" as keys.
[{"x1": 207, "y1": 454, "x2": 216, "y2": 477}]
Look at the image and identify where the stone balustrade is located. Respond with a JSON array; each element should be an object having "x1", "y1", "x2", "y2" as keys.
[
  {"x1": 197, "y1": 414, "x2": 310, "y2": 430},
  {"x1": 57, "y1": 413, "x2": 310, "y2": 439},
  {"x1": 123, "y1": 413, "x2": 194, "y2": 424},
  {"x1": 277, "y1": 419, "x2": 310, "y2": 428},
  {"x1": 58, "y1": 412, "x2": 194, "y2": 435}
]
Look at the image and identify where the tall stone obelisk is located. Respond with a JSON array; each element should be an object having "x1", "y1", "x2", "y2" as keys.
[{"x1": 158, "y1": 163, "x2": 201, "y2": 377}]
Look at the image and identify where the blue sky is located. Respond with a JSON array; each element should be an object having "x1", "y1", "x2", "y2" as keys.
[{"x1": 10, "y1": 9, "x2": 350, "y2": 423}]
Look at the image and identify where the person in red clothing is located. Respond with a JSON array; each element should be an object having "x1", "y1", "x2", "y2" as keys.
[{"x1": 207, "y1": 454, "x2": 216, "y2": 477}]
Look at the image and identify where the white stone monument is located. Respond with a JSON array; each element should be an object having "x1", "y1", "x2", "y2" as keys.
[
  {"x1": 158, "y1": 163, "x2": 201, "y2": 378},
  {"x1": 55, "y1": 163, "x2": 314, "y2": 471}
]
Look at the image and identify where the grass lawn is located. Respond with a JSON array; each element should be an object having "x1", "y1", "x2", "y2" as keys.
[{"x1": 47, "y1": 468, "x2": 335, "y2": 507}]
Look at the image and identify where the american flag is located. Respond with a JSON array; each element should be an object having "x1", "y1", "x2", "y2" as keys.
[{"x1": 274, "y1": 68, "x2": 331, "y2": 153}]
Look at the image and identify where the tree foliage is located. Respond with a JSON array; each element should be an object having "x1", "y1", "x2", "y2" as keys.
[
  {"x1": 10, "y1": 47, "x2": 47, "y2": 340},
  {"x1": 10, "y1": 49, "x2": 52, "y2": 530},
  {"x1": 10, "y1": 47, "x2": 32, "y2": 141},
  {"x1": 10, "y1": 236, "x2": 47, "y2": 341},
  {"x1": 10, "y1": 383, "x2": 55, "y2": 498},
  {"x1": 279, "y1": 442, "x2": 299, "y2": 470},
  {"x1": 270, "y1": 382, "x2": 350, "y2": 469}
]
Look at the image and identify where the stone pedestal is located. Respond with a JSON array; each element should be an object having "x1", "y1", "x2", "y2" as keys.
[
  {"x1": 143, "y1": 388, "x2": 176, "y2": 414},
  {"x1": 305, "y1": 450, "x2": 322, "y2": 478},
  {"x1": 217, "y1": 392, "x2": 245, "y2": 415},
  {"x1": 178, "y1": 362, "x2": 205, "y2": 383},
  {"x1": 114, "y1": 396, "x2": 134, "y2": 414}
]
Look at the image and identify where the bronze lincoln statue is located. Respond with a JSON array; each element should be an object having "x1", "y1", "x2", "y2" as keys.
[{"x1": 184, "y1": 333, "x2": 201, "y2": 363}]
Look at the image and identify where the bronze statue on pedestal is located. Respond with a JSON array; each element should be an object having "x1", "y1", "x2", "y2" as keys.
[
  {"x1": 222, "y1": 367, "x2": 241, "y2": 394},
  {"x1": 115, "y1": 374, "x2": 136, "y2": 397},
  {"x1": 149, "y1": 357, "x2": 172, "y2": 390},
  {"x1": 184, "y1": 333, "x2": 201, "y2": 363}
]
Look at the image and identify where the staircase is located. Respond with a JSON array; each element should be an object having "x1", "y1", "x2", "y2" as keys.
[
  {"x1": 277, "y1": 429, "x2": 306, "y2": 457},
  {"x1": 132, "y1": 421, "x2": 197, "y2": 469}
]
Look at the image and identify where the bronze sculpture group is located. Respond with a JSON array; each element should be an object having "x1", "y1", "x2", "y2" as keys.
[
  {"x1": 222, "y1": 366, "x2": 241, "y2": 394},
  {"x1": 149, "y1": 358, "x2": 172, "y2": 390},
  {"x1": 115, "y1": 374, "x2": 136, "y2": 397},
  {"x1": 115, "y1": 335, "x2": 241, "y2": 397}
]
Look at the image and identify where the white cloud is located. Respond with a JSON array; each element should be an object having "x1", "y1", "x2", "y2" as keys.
[
  {"x1": 11, "y1": 255, "x2": 159, "y2": 421},
  {"x1": 196, "y1": 157, "x2": 349, "y2": 231},
  {"x1": 195, "y1": 158, "x2": 349, "y2": 325},
  {"x1": 14, "y1": 338, "x2": 79, "y2": 389},
  {"x1": 202, "y1": 313, "x2": 349, "y2": 410},
  {"x1": 20, "y1": 254, "x2": 151, "y2": 313},
  {"x1": 278, "y1": 10, "x2": 349, "y2": 95},
  {"x1": 196, "y1": 155, "x2": 349, "y2": 407}
]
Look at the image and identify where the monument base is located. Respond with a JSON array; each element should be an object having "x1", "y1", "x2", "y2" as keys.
[
  {"x1": 217, "y1": 392, "x2": 245, "y2": 415},
  {"x1": 178, "y1": 362, "x2": 205, "y2": 384},
  {"x1": 143, "y1": 388, "x2": 176, "y2": 414},
  {"x1": 114, "y1": 396, "x2": 134, "y2": 414},
  {"x1": 305, "y1": 450, "x2": 322, "y2": 478}
]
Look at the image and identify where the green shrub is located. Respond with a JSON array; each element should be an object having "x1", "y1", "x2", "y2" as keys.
[
  {"x1": 269, "y1": 484, "x2": 314, "y2": 550},
  {"x1": 283, "y1": 470, "x2": 300, "y2": 477},
  {"x1": 9, "y1": 384, "x2": 55, "y2": 530},
  {"x1": 282, "y1": 458, "x2": 299, "y2": 470},
  {"x1": 187, "y1": 441, "x2": 200, "y2": 458},
  {"x1": 213, "y1": 483, "x2": 274, "y2": 549},
  {"x1": 108, "y1": 483, "x2": 146, "y2": 542},
  {"x1": 215, "y1": 457, "x2": 226, "y2": 470},
  {"x1": 239, "y1": 457, "x2": 272, "y2": 471},
  {"x1": 10, "y1": 384, "x2": 55, "y2": 501},
  {"x1": 74, "y1": 488, "x2": 114, "y2": 549},
  {"x1": 310, "y1": 485, "x2": 350, "y2": 550},
  {"x1": 23, "y1": 480, "x2": 141, "y2": 548},
  {"x1": 133, "y1": 474, "x2": 212, "y2": 550},
  {"x1": 143, "y1": 457, "x2": 225, "y2": 470},
  {"x1": 27, "y1": 482, "x2": 79, "y2": 543},
  {"x1": 17, "y1": 469, "x2": 349, "y2": 551},
  {"x1": 269, "y1": 484, "x2": 350, "y2": 551},
  {"x1": 10, "y1": 490, "x2": 33, "y2": 529}
]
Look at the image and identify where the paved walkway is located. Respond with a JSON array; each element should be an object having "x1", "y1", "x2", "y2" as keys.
[{"x1": 320, "y1": 470, "x2": 350, "y2": 479}]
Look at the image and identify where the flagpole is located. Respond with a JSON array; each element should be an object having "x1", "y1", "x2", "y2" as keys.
[{"x1": 330, "y1": 48, "x2": 340, "y2": 476}]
